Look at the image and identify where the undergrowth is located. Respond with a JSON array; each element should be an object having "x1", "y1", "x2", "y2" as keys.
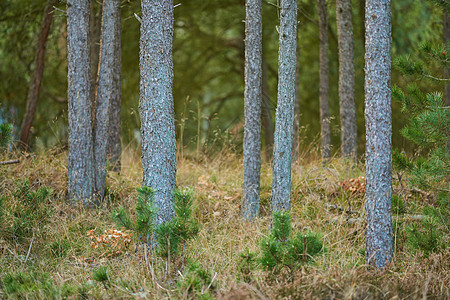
[{"x1": 0, "y1": 147, "x2": 448, "y2": 299}]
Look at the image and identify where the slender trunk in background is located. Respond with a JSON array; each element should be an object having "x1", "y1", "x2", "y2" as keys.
[
  {"x1": 94, "y1": 0, "x2": 120, "y2": 198},
  {"x1": 365, "y1": 0, "x2": 393, "y2": 269},
  {"x1": 242, "y1": 0, "x2": 262, "y2": 220},
  {"x1": 444, "y1": 11, "x2": 450, "y2": 107},
  {"x1": 90, "y1": 1, "x2": 102, "y2": 105},
  {"x1": 271, "y1": 0, "x2": 297, "y2": 213},
  {"x1": 318, "y1": 0, "x2": 331, "y2": 159},
  {"x1": 336, "y1": 0, "x2": 357, "y2": 159},
  {"x1": 67, "y1": 0, "x2": 95, "y2": 204},
  {"x1": 19, "y1": 0, "x2": 57, "y2": 149},
  {"x1": 292, "y1": 32, "x2": 300, "y2": 161},
  {"x1": 107, "y1": 1, "x2": 122, "y2": 172},
  {"x1": 262, "y1": 56, "x2": 274, "y2": 160},
  {"x1": 140, "y1": 0, "x2": 177, "y2": 225}
]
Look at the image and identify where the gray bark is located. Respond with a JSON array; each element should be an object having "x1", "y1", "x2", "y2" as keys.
[
  {"x1": 292, "y1": 35, "x2": 300, "y2": 161},
  {"x1": 364, "y1": 0, "x2": 393, "y2": 269},
  {"x1": 19, "y1": 0, "x2": 58, "y2": 149},
  {"x1": 271, "y1": 0, "x2": 297, "y2": 213},
  {"x1": 318, "y1": 0, "x2": 331, "y2": 159},
  {"x1": 243, "y1": 0, "x2": 262, "y2": 220},
  {"x1": 140, "y1": 0, "x2": 177, "y2": 225},
  {"x1": 67, "y1": 0, "x2": 95, "y2": 204},
  {"x1": 94, "y1": 0, "x2": 121, "y2": 198},
  {"x1": 262, "y1": 56, "x2": 274, "y2": 160},
  {"x1": 336, "y1": 0, "x2": 357, "y2": 159},
  {"x1": 107, "y1": 4, "x2": 122, "y2": 173}
]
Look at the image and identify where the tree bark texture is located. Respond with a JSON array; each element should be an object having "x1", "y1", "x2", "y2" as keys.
[
  {"x1": 90, "y1": 1, "x2": 102, "y2": 106},
  {"x1": 67, "y1": 0, "x2": 95, "y2": 204},
  {"x1": 140, "y1": 0, "x2": 177, "y2": 225},
  {"x1": 242, "y1": 0, "x2": 262, "y2": 220},
  {"x1": 94, "y1": 0, "x2": 121, "y2": 198},
  {"x1": 107, "y1": 6, "x2": 122, "y2": 172},
  {"x1": 364, "y1": 0, "x2": 393, "y2": 269},
  {"x1": 262, "y1": 56, "x2": 274, "y2": 160},
  {"x1": 318, "y1": 0, "x2": 331, "y2": 159},
  {"x1": 292, "y1": 35, "x2": 300, "y2": 161},
  {"x1": 271, "y1": 0, "x2": 297, "y2": 213},
  {"x1": 336, "y1": 0, "x2": 357, "y2": 159},
  {"x1": 19, "y1": 0, "x2": 58, "y2": 149}
]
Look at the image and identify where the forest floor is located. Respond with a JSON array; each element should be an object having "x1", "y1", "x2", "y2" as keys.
[{"x1": 0, "y1": 147, "x2": 448, "y2": 299}]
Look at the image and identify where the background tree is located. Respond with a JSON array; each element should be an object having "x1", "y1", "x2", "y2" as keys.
[
  {"x1": 242, "y1": 0, "x2": 262, "y2": 220},
  {"x1": 336, "y1": 0, "x2": 357, "y2": 159},
  {"x1": 67, "y1": 0, "x2": 95, "y2": 203},
  {"x1": 94, "y1": 0, "x2": 121, "y2": 198},
  {"x1": 292, "y1": 32, "x2": 300, "y2": 161},
  {"x1": 364, "y1": 0, "x2": 393, "y2": 269},
  {"x1": 107, "y1": 3, "x2": 122, "y2": 172},
  {"x1": 271, "y1": 0, "x2": 297, "y2": 213},
  {"x1": 318, "y1": 0, "x2": 331, "y2": 160},
  {"x1": 19, "y1": 0, "x2": 58, "y2": 149},
  {"x1": 140, "y1": 0, "x2": 177, "y2": 225}
]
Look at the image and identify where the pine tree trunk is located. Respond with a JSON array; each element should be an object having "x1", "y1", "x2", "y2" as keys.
[
  {"x1": 271, "y1": 0, "x2": 297, "y2": 213},
  {"x1": 107, "y1": 5, "x2": 122, "y2": 172},
  {"x1": 318, "y1": 0, "x2": 331, "y2": 160},
  {"x1": 19, "y1": 0, "x2": 57, "y2": 149},
  {"x1": 90, "y1": 1, "x2": 102, "y2": 105},
  {"x1": 262, "y1": 56, "x2": 274, "y2": 160},
  {"x1": 67, "y1": 0, "x2": 95, "y2": 204},
  {"x1": 94, "y1": 0, "x2": 120, "y2": 198},
  {"x1": 292, "y1": 35, "x2": 300, "y2": 161},
  {"x1": 140, "y1": 0, "x2": 177, "y2": 225},
  {"x1": 243, "y1": 0, "x2": 262, "y2": 220},
  {"x1": 364, "y1": 0, "x2": 393, "y2": 269},
  {"x1": 444, "y1": 11, "x2": 450, "y2": 107},
  {"x1": 336, "y1": 0, "x2": 357, "y2": 159}
]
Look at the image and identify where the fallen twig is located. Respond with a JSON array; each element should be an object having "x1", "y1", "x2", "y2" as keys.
[{"x1": 0, "y1": 159, "x2": 20, "y2": 165}]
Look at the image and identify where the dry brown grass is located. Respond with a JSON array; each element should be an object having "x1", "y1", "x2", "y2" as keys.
[{"x1": 0, "y1": 147, "x2": 448, "y2": 299}]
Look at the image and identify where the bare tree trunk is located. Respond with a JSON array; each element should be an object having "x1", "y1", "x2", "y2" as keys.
[
  {"x1": 365, "y1": 0, "x2": 393, "y2": 269},
  {"x1": 67, "y1": 0, "x2": 95, "y2": 204},
  {"x1": 271, "y1": 0, "x2": 297, "y2": 213},
  {"x1": 262, "y1": 56, "x2": 274, "y2": 160},
  {"x1": 94, "y1": 0, "x2": 120, "y2": 199},
  {"x1": 140, "y1": 0, "x2": 177, "y2": 225},
  {"x1": 336, "y1": 0, "x2": 357, "y2": 159},
  {"x1": 19, "y1": 0, "x2": 57, "y2": 149},
  {"x1": 444, "y1": 11, "x2": 450, "y2": 107},
  {"x1": 107, "y1": 5, "x2": 122, "y2": 172},
  {"x1": 318, "y1": 0, "x2": 331, "y2": 160},
  {"x1": 292, "y1": 34, "x2": 300, "y2": 161},
  {"x1": 242, "y1": 0, "x2": 262, "y2": 220},
  {"x1": 90, "y1": 0, "x2": 102, "y2": 106}
]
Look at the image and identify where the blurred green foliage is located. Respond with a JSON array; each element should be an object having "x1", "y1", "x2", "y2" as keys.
[{"x1": 0, "y1": 0, "x2": 444, "y2": 154}]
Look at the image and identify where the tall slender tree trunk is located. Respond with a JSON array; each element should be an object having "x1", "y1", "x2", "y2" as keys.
[
  {"x1": 318, "y1": 0, "x2": 331, "y2": 159},
  {"x1": 364, "y1": 0, "x2": 393, "y2": 269},
  {"x1": 336, "y1": 0, "x2": 357, "y2": 159},
  {"x1": 271, "y1": 0, "x2": 297, "y2": 213},
  {"x1": 140, "y1": 0, "x2": 177, "y2": 225},
  {"x1": 19, "y1": 0, "x2": 57, "y2": 149},
  {"x1": 444, "y1": 11, "x2": 450, "y2": 107},
  {"x1": 94, "y1": 0, "x2": 120, "y2": 198},
  {"x1": 90, "y1": 1, "x2": 102, "y2": 106},
  {"x1": 262, "y1": 56, "x2": 274, "y2": 160},
  {"x1": 67, "y1": 0, "x2": 95, "y2": 204},
  {"x1": 242, "y1": 0, "x2": 262, "y2": 220},
  {"x1": 107, "y1": 5, "x2": 122, "y2": 172},
  {"x1": 292, "y1": 34, "x2": 300, "y2": 161}
]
